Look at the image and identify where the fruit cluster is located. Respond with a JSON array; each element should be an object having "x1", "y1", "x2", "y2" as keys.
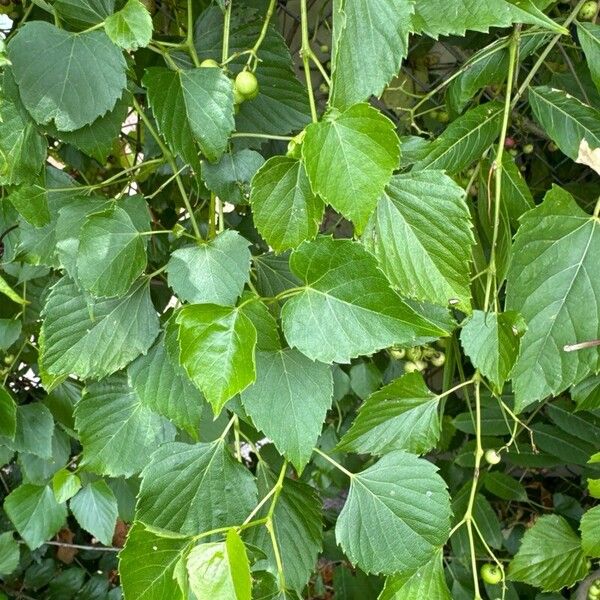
[{"x1": 200, "y1": 59, "x2": 259, "y2": 106}]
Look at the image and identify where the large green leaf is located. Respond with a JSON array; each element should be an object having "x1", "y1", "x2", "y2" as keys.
[
  {"x1": 74, "y1": 374, "x2": 175, "y2": 477},
  {"x1": 366, "y1": 171, "x2": 474, "y2": 312},
  {"x1": 104, "y1": 0, "x2": 153, "y2": 51},
  {"x1": 0, "y1": 403, "x2": 54, "y2": 459},
  {"x1": 508, "y1": 515, "x2": 588, "y2": 591},
  {"x1": 240, "y1": 349, "x2": 333, "y2": 471},
  {"x1": 54, "y1": 0, "x2": 115, "y2": 27},
  {"x1": 8, "y1": 22, "x2": 127, "y2": 131},
  {"x1": 128, "y1": 332, "x2": 204, "y2": 439},
  {"x1": 581, "y1": 505, "x2": 600, "y2": 557},
  {"x1": 120, "y1": 523, "x2": 189, "y2": 600},
  {"x1": 250, "y1": 156, "x2": 324, "y2": 252},
  {"x1": 460, "y1": 310, "x2": 526, "y2": 393},
  {"x1": 0, "y1": 386, "x2": 17, "y2": 439},
  {"x1": 330, "y1": 0, "x2": 415, "y2": 109},
  {"x1": 506, "y1": 186, "x2": 600, "y2": 410},
  {"x1": 136, "y1": 441, "x2": 257, "y2": 535},
  {"x1": 246, "y1": 465, "x2": 322, "y2": 592},
  {"x1": 143, "y1": 66, "x2": 235, "y2": 165},
  {"x1": 70, "y1": 481, "x2": 118, "y2": 546},
  {"x1": 335, "y1": 451, "x2": 451, "y2": 575},
  {"x1": 4, "y1": 484, "x2": 67, "y2": 550},
  {"x1": 379, "y1": 551, "x2": 451, "y2": 600},
  {"x1": 39, "y1": 277, "x2": 160, "y2": 381},
  {"x1": 186, "y1": 529, "x2": 251, "y2": 600},
  {"x1": 0, "y1": 532, "x2": 20, "y2": 577},
  {"x1": 337, "y1": 372, "x2": 441, "y2": 456},
  {"x1": 576, "y1": 22, "x2": 600, "y2": 93},
  {"x1": 8, "y1": 179, "x2": 51, "y2": 228},
  {"x1": 413, "y1": 102, "x2": 503, "y2": 173},
  {"x1": 166, "y1": 230, "x2": 251, "y2": 306},
  {"x1": 177, "y1": 304, "x2": 257, "y2": 413},
  {"x1": 77, "y1": 205, "x2": 147, "y2": 298},
  {"x1": 281, "y1": 237, "x2": 449, "y2": 364},
  {"x1": 528, "y1": 86, "x2": 600, "y2": 161},
  {"x1": 302, "y1": 104, "x2": 399, "y2": 232}
]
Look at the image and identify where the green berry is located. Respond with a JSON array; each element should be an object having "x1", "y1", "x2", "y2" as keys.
[
  {"x1": 485, "y1": 449, "x2": 502, "y2": 465},
  {"x1": 235, "y1": 70, "x2": 259, "y2": 98},
  {"x1": 523, "y1": 143, "x2": 534, "y2": 154},
  {"x1": 320, "y1": 44, "x2": 329, "y2": 53},
  {"x1": 435, "y1": 110, "x2": 449, "y2": 123},
  {"x1": 390, "y1": 348, "x2": 406, "y2": 360},
  {"x1": 200, "y1": 58, "x2": 220, "y2": 68},
  {"x1": 233, "y1": 87, "x2": 246, "y2": 105},
  {"x1": 405, "y1": 347, "x2": 422, "y2": 362},
  {"x1": 480, "y1": 563, "x2": 502, "y2": 586},
  {"x1": 578, "y1": 0, "x2": 598, "y2": 21},
  {"x1": 430, "y1": 352, "x2": 446, "y2": 367},
  {"x1": 404, "y1": 361, "x2": 419, "y2": 374}
]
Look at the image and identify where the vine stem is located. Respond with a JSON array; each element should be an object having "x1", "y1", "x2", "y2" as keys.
[
  {"x1": 594, "y1": 196, "x2": 600, "y2": 218},
  {"x1": 300, "y1": 0, "x2": 318, "y2": 122},
  {"x1": 246, "y1": 0, "x2": 277, "y2": 68},
  {"x1": 313, "y1": 447, "x2": 353, "y2": 478},
  {"x1": 186, "y1": 0, "x2": 200, "y2": 67},
  {"x1": 132, "y1": 97, "x2": 202, "y2": 240},
  {"x1": 265, "y1": 462, "x2": 288, "y2": 592},
  {"x1": 222, "y1": 0, "x2": 232, "y2": 64},
  {"x1": 484, "y1": 25, "x2": 520, "y2": 313},
  {"x1": 17, "y1": 540, "x2": 120, "y2": 553}
]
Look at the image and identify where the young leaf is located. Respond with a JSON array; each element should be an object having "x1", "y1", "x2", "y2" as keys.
[
  {"x1": 166, "y1": 231, "x2": 251, "y2": 306},
  {"x1": 39, "y1": 277, "x2": 159, "y2": 381},
  {"x1": 104, "y1": 0, "x2": 153, "y2": 51},
  {"x1": 337, "y1": 372, "x2": 442, "y2": 456},
  {"x1": 74, "y1": 374, "x2": 175, "y2": 477},
  {"x1": 70, "y1": 481, "x2": 118, "y2": 546},
  {"x1": 580, "y1": 505, "x2": 600, "y2": 557},
  {"x1": 136, "y1": 441, "x2": 257, "y2": 535},
  {"x1": 77, "y1": 206, "x2": 147, "y2": 298},
  {"x1": 281, "y1": 237, "x2": 449, "y2": 364},
  {"x1": 250, "y1": 156, "x2": 324, "y2": 252},
  {"x1": 4, "y1": 484, "x2": 67, "y2": 549},
  {"x1": 460, "y1": 310, "x2": 526, "y2": 392},
  {"x1": 186, "y1": 529, "x2": 252, "y2": 600},
  {"x1": 366, "y1": 171, "x2": 474, "y2": 312},
  {"x1": 119, "y1": 523, "x2": 189, "y2": 600},
  {"x1": 246, "y1": 465, "x2": 323, "y2": 592},
  {"x1": 52, "y1": 468, "x2": 82, "y2": 504},
  {"x1": 302, "y1": 103, "x2": 400, "y2": 232},
  {"x1": 0, "y1": 532, "x2": 20, "y2": 577},
  {"x1": 330, "y1": 0, "x2": 414, "y2": 109},
  {"x1": 143, "y1": 66, "x2": 235, "y2": 165},
  {"x1": 240, "y1": 348, "x2": 333, "y2": 472},
  {"x1": 506, "y1": 186, "x2": 600, "y2": 410},
  {"x1": 413, "y1": 102, "x2": 503, "y2": 173},
  {"x1": 8, "y1": 22, "x2": 127, "y2": 131},
  {"x1": 0, "y1": 386, "x2": 17, "y2": 439},
  {"x1": 336, "y1": 451, "x2": 451, "y2": 575},
  {"x1": 528, "y1": 86, "x2": 600, "y2": 161},
  {"x1": 508, "y1": 514, "x2": 588, "y2": 591},
  {"x1": 177, "y1": 304, "x2": 257, "y2": 413}
]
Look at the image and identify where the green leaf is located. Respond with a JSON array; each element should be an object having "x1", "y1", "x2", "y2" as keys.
[
  {"x1": 532, "y1": 423, "x2": 595, "y2": 465},
  {"x1": 166, "y1": 231, "x2": 251, "y2": 306},
  {"x1": 8, "y1": 22, "x2": 127, "y2": 131},
  {"x1": 74, "y1": 374, "x2": 175, "y2": 477},
  {"x1": 187, "y1": 529, "x2": 251, "y2": 600},
  {"x1": 483, "y1": 472, "x2": 528, "y2": 502},
  {"x1": 137, "y1": 441, "x2": 257, "y2": 535},
  {"x1": 0, "y1": 275, "x2": 27, "y2": 306},
  {"x1": 460, "y1": 310, "x2": 525, "y2": 392},
  {"x1": 77, "y1": 206, "x2": 147, "y2": 298},
  {"x1": 330, "y1": 0, "x2": 414, "y2": 109},
  {"x1": 104, "y1": 0, "x2": 153, "y2": 50},
  {"x1": 0, "y1": 386, "x2": 16, "y2": 439},
  {"x1": 506, "y1": 186, "x2": 600, "y2": 410},
  {"x1": 495, "y1": 153, "x2": 536, "y2": 227},
  {"x1": 413, "y1": 102, "x2": 503, "y2": 173},
  {"x1": 528, "y1": 86, "x2": 600, "y2": 161},
  {"x1": 119, "y1": 523, "x2": 188, "y2": 600},
  {"x1": 506, "y1": 0, "x2": 568, "y2": 34},
  {"x1": 177, "y1": 304, "x2": 257, "y2": 413},
  {"x1": 576, "y1": 22, "x2": 600, "y2": 93},
  {"x1": 40, "y1": 277, "x2": 160, "y2": 380},
  {"x1": 241, "y1": 349, "x2": 333, "y2": 471},
  {"x1": 128, "y1": 332, "x2": 204, "y2": 439},
  {"x1": 0, "y1": 403, "x2": 54, "y2": 459},
  {"x1": 366, "y1": 171, "x2": 474, "y2": 312},
  {"x1": 379, "y1": 550, "x2": 451, "y2": 600},
  {"x1": 250, "y1": 156, "x2": 324, "y2": 252},
  {"x1": 52, "y1": 468, "x2": 82, "y2": 504},
  {"x1": 508, "y1": 514, "x2": 588, "y2": 591},
  {"x1": 4, "y1": 484, "x2": 67, "y2": 550},
  {"x1": 337, "y1": 372, "x2": 442, "y2": 456},
  {"x1": 0, "y1": 532, "x2": 20, "y2": 577},
  {"x1": 336, "y1": 451, "x2": 451, "y2": 575},
  {"x1": 246, "y1": 465, "x2": 322, "y2": 592},
  {"x1": 0, "y1": 319, "x2": 21, "y2": 351},
  {"x1": 54, "y1": 0, "x2": 115, "y2": 27},
  {"x1": 70, "y1": 481, "x2": 118, "y2": 546},
  {"x1": 302, "y1": 104, "x2": 399, "y2": 231},
  {"x1": 143, "y1": 66, "x2": 235, "y2": 165},
  {"x1": 581, "y1": 505, "x2": 600, "y2": 557},
  {"x1": 202, "y1": 149, "x2": 264, "y2": 205},
  {"x1": 195, "y1": 6, "x2": 310, "y2": 138},
  {"x1": 572, "y1": 376, "x2": 600, "y2": 411},
  {"x1": 8, "y1": 181, "x2": 51, "y2": 228},
  {"x1": 281, "y1": 237, "x2": 449, "y2": 364}
]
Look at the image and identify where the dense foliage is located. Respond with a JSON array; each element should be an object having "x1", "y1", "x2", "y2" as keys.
[{"x1": 1, "y1": 0, "x2": 600, "y2": 598}]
